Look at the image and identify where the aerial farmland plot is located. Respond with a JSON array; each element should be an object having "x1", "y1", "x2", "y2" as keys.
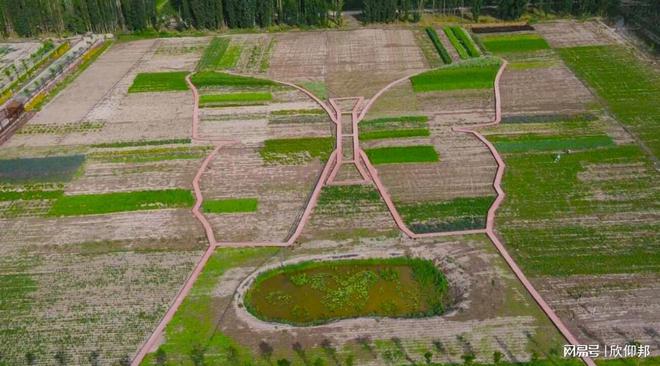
[{"x1": 0, "y1": 10, "x2": 658, "y2": 366}]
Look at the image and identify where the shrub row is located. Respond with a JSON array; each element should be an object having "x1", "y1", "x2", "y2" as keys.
[
  {"x1": 425, "y1": 27, "x2": 452, "y2": 64},
  {"x1": 443, "y1": 27, "x2": 469, "y2": 59},
  {"x1": 450, "y1": 26, "x2": 481, "y2": 58}
]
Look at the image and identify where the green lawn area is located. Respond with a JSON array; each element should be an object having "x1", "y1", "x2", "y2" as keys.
[
  {"x1": 260, "y1": 137, "x2": 334, "y2": 164},
  {"x1": 191, "y1": 71, "x2": 276, "y2": 88},
  {"x1": 128, "y1": 72, "x2": 189, "y2": 92},
  {"x1": 365, "y1": 145, "x2": 439, "y2": 165},
  {"x1": 492, "y1": 133, "x2": 659, "y2": 276},
  {"x1": 480, "y1": 33, "x2": 550, "y2": 53},
  {"x1": 411, "y1": 58, "x2": 501, "y2": 92},
  {"x1": 450, "y1": 26, "x2": 481, "y2": 57},
  {"x1": 245, "y1": 257, "x2": 449, "y2": 326},
  {"x1": 559, "y1": 45, "x2": 660, "y2": 158},
  {"x1": 202, "y1": 198, "x2": 258, "y2": 214},
  {"x1": 398, "y1": 196, "x2": 495, "y2": 233},
  {"x1": 48, "y1": 189, "x2": 194, "y2": 216},
  {"x1": 361, "y1": 129, "x2": 430, "y2": 140},
  {"x1": 199, "y1": 92, "x2": 272, "y2": 107}
]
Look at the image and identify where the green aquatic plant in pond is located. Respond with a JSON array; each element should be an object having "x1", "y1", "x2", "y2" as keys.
[
  {"x1": 244, "y1": 257, "x2": 450, "y2": 326},
  {"x1": 0, "y1": 155, "x2": 85, "y2": 183}
]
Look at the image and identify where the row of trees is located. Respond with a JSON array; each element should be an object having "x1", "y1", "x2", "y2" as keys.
[
  {"x1": 174, "y1": 0, "x2": 340, "y2": 29},
  {"x1": 468, "y1": 0, "x2": 621, "y2": 21},
  {"x1": 0, "y1": 0, "x2": 626, "y2": 37},
  {"x1": 0, "y1": 0, "x2": 157, "y2": 37}
]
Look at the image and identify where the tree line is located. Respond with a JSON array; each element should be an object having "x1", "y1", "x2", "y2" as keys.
[
  {"x1": 173, "y1": 0, "x2": 342, "y2": 29},
  {"x1": 0, "y1": 0, "x2": 625, "y2": 37},
  {"x1": 0, "y1": 0, "x2": 157, "y2": 37}
]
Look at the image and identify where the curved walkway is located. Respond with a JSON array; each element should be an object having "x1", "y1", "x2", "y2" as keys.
[{"x1": 134, "y1": 65, "x2": 594, "y2": 366}]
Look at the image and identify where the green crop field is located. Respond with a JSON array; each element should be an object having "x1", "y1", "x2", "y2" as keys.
[
  {"x1": 480, "y1": 33, "x2": 550, "y2": 53},
  {"x1": 197, "y1": 37, "x2": 230, "y2": 70},
  {"x1": 48, "y1": 189, "x2": 194, "y2": 216},
  {"x1": 0, "y1": 190, "x2": 63, "y2": 201},
  {"x1": 260, "y1": 137, "x2": 334, "y2": 164},
  {"x1": 559, "y1": 45, "x2": 660, "y2": 157},
  {"x1": 487, "y1": 117, "x2": 659, "y2": 276},
  {"x1": 360, "y1": 115, "x2": 430, "y2": 140},
  {"x1": 411, "y1": 58, "x2": 501, "y2": 92},
  {"x1": 365, "y1": 145, "x2": 439, "y2": 165},
  {"x1": 128, "y1": 72, "x2": 189, "y2": 92},
  {"x1": 490, "y1": 134, "x2": 614, "y2": 153},
  {"x1": 89, "y1": 146, "x2": 211, "y2": 163},
  {"x1": 203, "y1": 198, "x2": 258, "y2": 213},
  {"x1": 245, "y1": 257, "x2": 449, "y2": 326},
  {"x1": 425, "y1": 27, "x2": 452, "y2": 64},
  {"x1": 199, "y1": 92, "x2": 272, "y2": 107},
  {"x1": 398, "y1": 196, "x2": 495, "y2": 233},
  {"x1": 191, "y1": 71, "x2": 276, "y2": 88}
]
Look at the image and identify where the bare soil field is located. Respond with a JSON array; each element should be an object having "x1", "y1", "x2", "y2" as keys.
[
  {"x1": 534, "y1": 20, "x2": 622, "y2": 48},
  {"x1": 269, "y1": 29, "x2": 428, "y2": 98}
]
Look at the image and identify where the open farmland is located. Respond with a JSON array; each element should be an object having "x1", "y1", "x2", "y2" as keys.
[{"x1": 0, "y1": 17, "x2": 657, "y2": 366}]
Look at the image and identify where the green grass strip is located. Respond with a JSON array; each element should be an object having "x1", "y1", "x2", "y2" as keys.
[
  {"x1": 191, "y1": 71, "x2": 275, "y2": 88},
  {"x1": 491, "y1": 134, "x2": 615, "y2": 153},
  {"x1": 200, "y1": 92, "x2": 272, "y2": 104},
  {"x1": 365, "y1": 145, "x2": 439, "y2": 165},
  {"x1": 197, "y1": 37, "x2": 229, "y2": 71},
  {"x1": 218, "y1": 45, "x2": 242, "y2": 69},
  {"x1": 360, "y1": 129, "x2": 430, "y2": 141},
  {"x1": 128, "y1": 72, "x2": 189, "y2": 93},
  {"x1": 0, "y1": 190, "x2": 63, "y2": 201},
  {"x1": 411, "y1": 58, "x2": 501, "y2": 92},
  {"x1": 425, "y1": 27, "x2": 452, "y2": 64},
  {"x1": 361, "y1": 115, "x2": 429, "y2": 125},
  {"x1": 91, "y1": 138, "x2": 191, "y2": 148},
  {"x1": 443, "y1": 26, "x2": 469, "y2": 59},
  {"x1": 48, "y1": 189, "x2": 194, "y2": 216},
  {"x1": 481, "y1": 33, "x2": 550, "y2": 54},
  {"x1": 260, "y1": 137, "x2": 334, "y2": 164},
  {"x1": 202, "y1": 198, "x2": 258, "y2": 214}
]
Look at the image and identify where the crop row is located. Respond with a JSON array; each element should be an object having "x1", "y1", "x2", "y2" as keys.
[{"x1": 425, "y1": 27, "x2": 452, "y2": 64}]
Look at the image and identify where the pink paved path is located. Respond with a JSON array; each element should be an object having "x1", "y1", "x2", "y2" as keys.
[{"x1": 134, "y1": 65, "x2": 594, "y2": 366}]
